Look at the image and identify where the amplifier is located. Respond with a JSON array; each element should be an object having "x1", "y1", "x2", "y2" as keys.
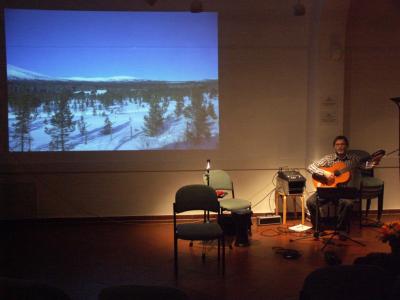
[
  {"x1": 276, "y1": 170, "x2": 306, "y2": 195},
  {"x1": 257, "y1": 215, "x2": 282, "y2": 225}
]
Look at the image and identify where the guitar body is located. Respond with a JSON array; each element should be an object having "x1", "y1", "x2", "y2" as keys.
[{"x1": 312, "y1": 161, "x2": 351, "y2": 188}]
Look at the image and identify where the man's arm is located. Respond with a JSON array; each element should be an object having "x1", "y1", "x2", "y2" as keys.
[{"x1": 307, "y1": 155, "x2": 335, "y2": 180}]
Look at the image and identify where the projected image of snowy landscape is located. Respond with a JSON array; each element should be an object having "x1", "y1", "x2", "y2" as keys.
[{"x1": 5, "y1": 9, "x2": 218, "y2": 151}]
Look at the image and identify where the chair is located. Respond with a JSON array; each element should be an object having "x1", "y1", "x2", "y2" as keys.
[
  {"x1": 348, "y1": 150, "x2": 384, "y2": 227},
  {"x1": 299, "y1": 265, "x2": 389, "y2": 300},
  {"x1": 98, "y1": 285, "x2": 188, "y2": 300},
  {"x1": 203, "y1": 170, "x2": 251, "y2": 212},
  {"x1": 204, "y1": 170, "x2": 252, "y2": 247},
  {"x1": 0, "y1": 277, "x2": 71, "y2": 300},
  {"x1": 173, "y1": 184, "x2": 225, "y2": 276},
  {"x1": 358, "y1": 175, "x2": 384, "y2": 227}
]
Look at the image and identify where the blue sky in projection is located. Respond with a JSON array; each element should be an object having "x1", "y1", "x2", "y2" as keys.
[{"x1": 5, "y1": 9, "x2": 218, "y2": 81}]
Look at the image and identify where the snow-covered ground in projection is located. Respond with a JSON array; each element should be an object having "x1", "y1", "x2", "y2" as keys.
[{"x1": 8, "y1": 91, "x2": 218, "y2": 151}]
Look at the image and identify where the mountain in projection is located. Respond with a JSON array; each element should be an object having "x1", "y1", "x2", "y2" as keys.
[
  {"x1": 64, "y1": 75, "x2": 138, "y2": 82},
  {"x1": 7, "y1": 64, "x2": 54, "y2": 81},
  {"x1": 7, "y1": 64, "x2": 140, "y2": 82}
]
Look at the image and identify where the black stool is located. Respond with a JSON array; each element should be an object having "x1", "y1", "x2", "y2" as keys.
[{"x1": 232, "y1": 209, "x2": 252, "y2": 247}]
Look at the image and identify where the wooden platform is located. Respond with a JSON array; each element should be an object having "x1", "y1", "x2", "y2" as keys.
[{"x1": 0, "y1": 216, "x2": 394, "y2": 300}]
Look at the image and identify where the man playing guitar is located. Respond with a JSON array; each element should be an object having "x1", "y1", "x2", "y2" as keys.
[{"x1": 306, "y1": 135, "x2": 384, "y2": 235}]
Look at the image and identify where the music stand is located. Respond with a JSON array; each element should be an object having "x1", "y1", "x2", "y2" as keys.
[
  {"x1": 316, "y1": 187, "x2": 365, "y2": 250},
  {"x1": 290, "y1": 187, "x2": 365, "y2": 249}
]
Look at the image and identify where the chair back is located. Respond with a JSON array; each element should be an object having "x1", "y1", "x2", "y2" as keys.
[
  {"x1": 0, "y1": 277, "x2": 71, "y2": 300},
  {"x1": 204, "y1": 169, "x2": 234, "y2": 192},
  {"x1": 300, "y1": 265, "x2": 388, "y2": 300},
  {"x1": 348, "y1": 149, "x2": 370, "y2": 160},
  {"x1": 348, "y1": 149, "x2": 374, "y2": 177},
  {"x1": 174, "y1": 184, "x2": 219, "y2": 213}
]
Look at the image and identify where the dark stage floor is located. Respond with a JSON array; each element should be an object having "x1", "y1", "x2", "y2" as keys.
[{"x1": 0, "y1": 216, "x2": 394, "y2": 300}]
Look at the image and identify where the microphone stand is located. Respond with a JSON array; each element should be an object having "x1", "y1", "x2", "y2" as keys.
[
  {"x1": 205, "y1": 159, "x2": 210, "y2": 186},
  {"x1": 191, "y1": 159, "x2": 211, "y2": 250},
  {"x1": 205, "y1": 159, "x2": 211, "y2": 222}
]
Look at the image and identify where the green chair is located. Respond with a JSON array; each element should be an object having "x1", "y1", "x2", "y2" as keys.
[
  {"x1": 358, "y1": 176, "x2": 384, "y2": 227},
  {"x1": 203, "y1": 169, "x2": 251, "y2": 212},
  {"x1": 203, "y1": 170, "x2": 252, "y2": 248},
  {"x1": 173, "y1": 184, "x2": 225, "y2": 277},
  {"x1": 348, "y1": 150, "x2": 384, "y2": 227}
]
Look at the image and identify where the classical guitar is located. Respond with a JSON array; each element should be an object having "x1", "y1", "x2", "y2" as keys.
[{"x1": 312, "y1": 149, "x2": 385, "y2": 188}]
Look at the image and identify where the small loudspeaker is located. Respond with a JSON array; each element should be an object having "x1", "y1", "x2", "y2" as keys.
[{"x1": 257, "y1": 215, "x2": 282, "y2": 225}]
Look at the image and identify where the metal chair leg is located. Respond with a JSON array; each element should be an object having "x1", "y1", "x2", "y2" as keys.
[
  {"x1": 222, "y1": 236, "x2": 225, "y2": 275},
  {"x1": 378, "y1": 188, "x2": 384, "y2": 222},
  {"x1": 174, "y1": 237, "x2": 178, "y2": 278},
  {"x1": 217, "y1": 239, "x2": 221, "y2": 261},
  {"x1": 366, "y1": 198, "x2": 371, "y2": 218}
]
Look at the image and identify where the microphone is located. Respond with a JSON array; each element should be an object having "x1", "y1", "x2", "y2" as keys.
[{"x1": 205, "y1": 159, "x2": 211, "y2": 186}]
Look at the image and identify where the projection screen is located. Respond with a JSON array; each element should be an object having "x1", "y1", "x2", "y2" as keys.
[{"x1": 5, "y1": 9, "x2": 218, "y2": 152}]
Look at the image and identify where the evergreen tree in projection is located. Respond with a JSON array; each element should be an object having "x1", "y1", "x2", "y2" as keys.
[
  {"x1": 72, "y1": 100, "x2": 78, "y2": 112},
  {"x1": 101, "y1": 91, "x2": 114, "y2": 109},
  {"x1": 102, "y1": 116, "x2": 112, "y2": 136},
  {"x1": 143, "y1": 96, "x2": 166, "y2": 137},
  {"x1": 174, "y1": 95, "x2": 185, "y2": 117},
  {"x1": 160, "y1": 96, "x2": 170, "y2": 115},
  {"x1": 9, "y1": 94, "x2": 39, "y2": 151},
  {"x1": 77, "y1": 115, "x2": 88, "y2": 144},
  {"x1": 207, "y1": 101, "x2": 217, "y2": 119},
  {"x1": 45, "y1": 92, "x2": 75, "y2": 151},
  {"x1": 79, "y1": 101, "x2": 85, "y2": 112},
  {"x1": 184, "y1": 88, "x2": 211, "y2": 144},
  {"x1": 43, "y1": 100, "x2": 52, "y2": 114},
  {"x1": 209, "y1": 86, "x2": 218, "y2": 99}
]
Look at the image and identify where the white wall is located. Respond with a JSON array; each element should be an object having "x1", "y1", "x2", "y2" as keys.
[
  {"x1": 1, "y1": 0, "x2": 399, "y2": 218},
  {"x1": 345, "y1": 0, "x2": 400, "y2": 210}
]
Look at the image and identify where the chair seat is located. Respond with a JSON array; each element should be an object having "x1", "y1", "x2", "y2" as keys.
[
  {"x1": 176, "y1": 222, "x2": 223, "y2": 240},
  {"x1": 300, "y1": 265, "x2": 388, "y2": 300},
  {"x1": 0, "y1": 277, "x2": 71, "y2": 300},
  {"x1": 361, "y1": 177, "x2": 384, "y2": 187},
  {"x1": 219, "y1": 198, "x2": 251, "y2": 210}
]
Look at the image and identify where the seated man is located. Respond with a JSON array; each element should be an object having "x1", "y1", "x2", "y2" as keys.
[{"x1": 306, "y1": 135, "x2": 381, "y2": 234}]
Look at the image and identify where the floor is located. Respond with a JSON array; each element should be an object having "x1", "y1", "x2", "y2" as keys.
[{"x1": 0, "y1": 215, "x2": 394, "y2": 300}]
